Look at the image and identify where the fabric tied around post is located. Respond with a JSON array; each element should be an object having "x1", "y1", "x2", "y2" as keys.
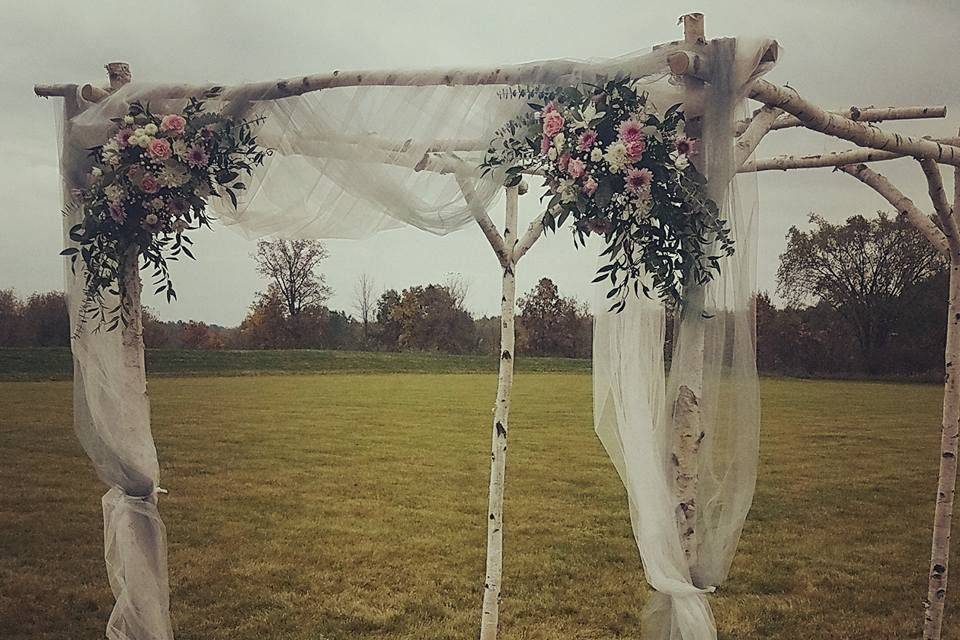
[
  {"x1": 102, "y1": 487, "x2": 174, "y2": 640},
  {"x1": 593, "y1": 37, "x2": 773, "y2": 640}
]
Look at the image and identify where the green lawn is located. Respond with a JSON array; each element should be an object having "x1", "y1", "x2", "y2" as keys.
[{"x1": 0, "y1": 370, "x2": 956, "y2": 639}]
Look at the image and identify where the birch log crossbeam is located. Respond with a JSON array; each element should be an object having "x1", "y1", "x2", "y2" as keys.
[
  {"x1": 734, "y1": 105, "x2": 947, "y2": 136},
  {"x1": 741, "y1": 138, "x2": 960, "y2": 172},
  {"x1": 668, "y1": 50, "x2": 960, "y2": 167}
]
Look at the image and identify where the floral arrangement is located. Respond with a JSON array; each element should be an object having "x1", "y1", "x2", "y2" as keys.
[
  {"x1": 481, "y1": 79, "x2": 733, "y2": 311},
  {"x1": 62, "y1": 88, "x2": 269, "y2": 331}
]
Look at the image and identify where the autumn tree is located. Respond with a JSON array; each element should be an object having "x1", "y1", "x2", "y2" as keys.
[
  {"x1": 777, "y1": 212, "x2": 946, "y2": 373},
  {"x1": 517, "y1": 278, "x2": 589, "y2": 358},
  {"x1": 375, "y1": 284, "x2": 477, "y2": 352},
  {"x1": 253, "y1": 239, "x2": 332, "y2": 318},
  {"x1": 0, "y1": 289, "x2": 22, "y2": 346},
  {"x1": 20, "y1": 291, "x2": 69, "y2": 347}
]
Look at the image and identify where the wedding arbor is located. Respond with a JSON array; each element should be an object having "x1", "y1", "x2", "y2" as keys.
[{"x1": 33, "y1": 13, "x2": 960, "y2": 640}]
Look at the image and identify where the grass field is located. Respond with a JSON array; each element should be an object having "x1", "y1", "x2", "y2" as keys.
[
  {"x1": 0, "y1": 347, "x2": 591, "y2": 381},
  {"x1": 1, "y1": 359, "x2": 957, "y2": 638}
]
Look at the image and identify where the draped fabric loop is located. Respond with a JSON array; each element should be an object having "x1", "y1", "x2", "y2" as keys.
[
  {"x1": 594, "y1": 38, "x2": 770, "y2": 640},
  {"x1": 57, "y1": 37, "x2": 774, "y2": 640}
]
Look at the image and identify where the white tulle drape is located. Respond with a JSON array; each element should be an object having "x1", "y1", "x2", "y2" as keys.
[
  {"x1": 593, "y1": 38, "x2": 768, "y2": 640},
  {"x1": 59, "y1": 90, "x2": 174, "y2": 640},
  {"x1": 56, "y1": 38, "x2": 773, "y2": 640}
]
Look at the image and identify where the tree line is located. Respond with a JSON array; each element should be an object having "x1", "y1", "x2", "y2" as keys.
[{"x1": 0, "y1": 211, "x2": 948, "y2": 378}]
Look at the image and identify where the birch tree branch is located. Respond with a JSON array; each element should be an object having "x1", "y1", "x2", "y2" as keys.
[
  {"x1": 456, "y1": 175, "x2": 510, "y2": 268},
  {"x1": 734, "y1": 105, "x2": 947, "y2": 136},
  {"x1": 735, "y1": 105, "x2": 782, "y2": 168},
  {"x1": 741, "y1": 138, "x2": 960, "y2": 172},
  {"x1": 668, "y1": 51, "x2": 960, "y2": 166},
  {"x1": 919, "y1": 158, "x2": 960, "y2": 253},
  {"x1": 838, "y1": 163, "x2": 950, "y2": 256},
  {"x1": 513, "y1": 213, "x2": 547, "y2": 262},
  {"x1": 748, "y1": 79, "x2": 960, "y2": 166}
]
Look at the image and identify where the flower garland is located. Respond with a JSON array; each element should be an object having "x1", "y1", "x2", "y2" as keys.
[
  {"x1": 62, "y1": 88, "x2": 269, "y2": 331},
  {"x1": 481, "y1": 79, "x2": 733, "y2": 310}
]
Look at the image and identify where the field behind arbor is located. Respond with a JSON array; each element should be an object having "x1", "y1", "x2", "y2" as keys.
[{"x1": 0, "y1": 355, "x2": 957, "y2": 639}]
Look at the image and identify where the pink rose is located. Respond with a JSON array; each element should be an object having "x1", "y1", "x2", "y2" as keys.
[
  {"x1": 568, "y1": 158, "x2": 585, "y2": 179},
  {"x1": 583, "y1": 177, "x2": 598, "y2": 196},
  {"x1": 139, "y1": 174, "x2": 160, "y2": 194},
  {"x1": 147, "y1": 138, "x2": 171, "y2": 161},
  {"x1": 578, "y1": 130, "x2": 597, "y2": 151},
  {"x1": 625, "y1": 138, "x2": 646, "y2": 160},
  {"x1": 160, "y1": 114, "x2": 187, "y2": 134},
  {"x1": 543, "y1": 110, "x2": 565, "y2": 137}
]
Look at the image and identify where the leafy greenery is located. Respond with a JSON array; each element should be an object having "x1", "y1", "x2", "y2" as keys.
[
  {"x1": 483, "y1": 78, "x2": 733, "y2": 311},
  {"x1": 62, "y1": 88, "x2": 269, "y2": 332}
]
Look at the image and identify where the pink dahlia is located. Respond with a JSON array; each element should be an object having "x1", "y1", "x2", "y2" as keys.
[
  {"x1": 186, "y1": 146, "x2": 209, "y2": 168},
  {"x1": 147, "y1": 138, "x2": 171, "y2": 161},
  {"x1": 115, "y1": 128, "x2": 134, "y2": 148},
  {"x1": 675, "y1": 135, "x2": 698, "y2": 156},
  {"x1": 567, "y1": 158, "x2": 586, "y2": 179},
  {"x1": 618, "y1": 119, "x2": 644, "y2": 142},
  {"x1": 543, "y1": 110, "x2": 565, "y2": 137},
  {"x1": 578, "y1": 130, "x2": 598, "y2": 151},
  {"x1": 583, "y1": 176, "x2": 598, "y2": 196},
  {"x1": 625, "y1": 167, "x2": 653, "y2": 193},
  {"x1": 160, "y1": 114, "x2": 187, "y2": 134}
]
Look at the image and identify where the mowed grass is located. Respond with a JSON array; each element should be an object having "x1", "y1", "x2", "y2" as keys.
[{"x1": 1, "y1": 372, "x2": 958, "y2": 639}]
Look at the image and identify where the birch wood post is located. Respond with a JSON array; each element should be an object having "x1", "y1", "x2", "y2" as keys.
[
  {"x1": 672, "y1": 12, "x2": 707, "y2": 582},
  {"x1": 479, "y1": 186, "x2": 518, "y2": 640},
  {"x1": 923, "y1": 163, "x2": 960, "y2": 640}
]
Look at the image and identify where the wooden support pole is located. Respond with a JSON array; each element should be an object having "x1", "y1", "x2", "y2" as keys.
[
  {"x1": 671, "y1": 12, "x2": 708, "y2": 583},
  {"x1": 478, "y1": 186, "x2": 518, "y2": 640},
  {"x1": 923, "y1": 159, "x2": 960, "y2": 640}
]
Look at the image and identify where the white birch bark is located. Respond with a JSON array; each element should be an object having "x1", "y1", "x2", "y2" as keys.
[
  {"x1": 742, "y1": 139, "x2": 960, "y2": 173},
  {"x1": 479, "y1": 187, "x2": 518, "y2": 640},
  {"x1": 925, "y1": 254, "x2": 960, "y2": 640},
  {"x1": 923, "y1": 166, "x2": 960, "y2": 640},
  {"x1": 733, "y1": 105, "x2": 946, "y2": 135},
  {"x1": 838, "y1": 163, "x2": 950, "y2": 257}
]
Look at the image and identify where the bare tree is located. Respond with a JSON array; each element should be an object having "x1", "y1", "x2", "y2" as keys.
[
  {"x1": 354, "y1": 272, "x2": 376, "y2": 339},
  {"x1": 442, "y1": 272, "x2": 470, "y2": 310},
  {"x1": 253, "y1": 239, "x2": 332, "y2": 317}
]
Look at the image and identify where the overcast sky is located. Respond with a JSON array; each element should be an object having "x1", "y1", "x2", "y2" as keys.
[{"x1": 2, "y1": 0, "x2": 959, "y2": 325}]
